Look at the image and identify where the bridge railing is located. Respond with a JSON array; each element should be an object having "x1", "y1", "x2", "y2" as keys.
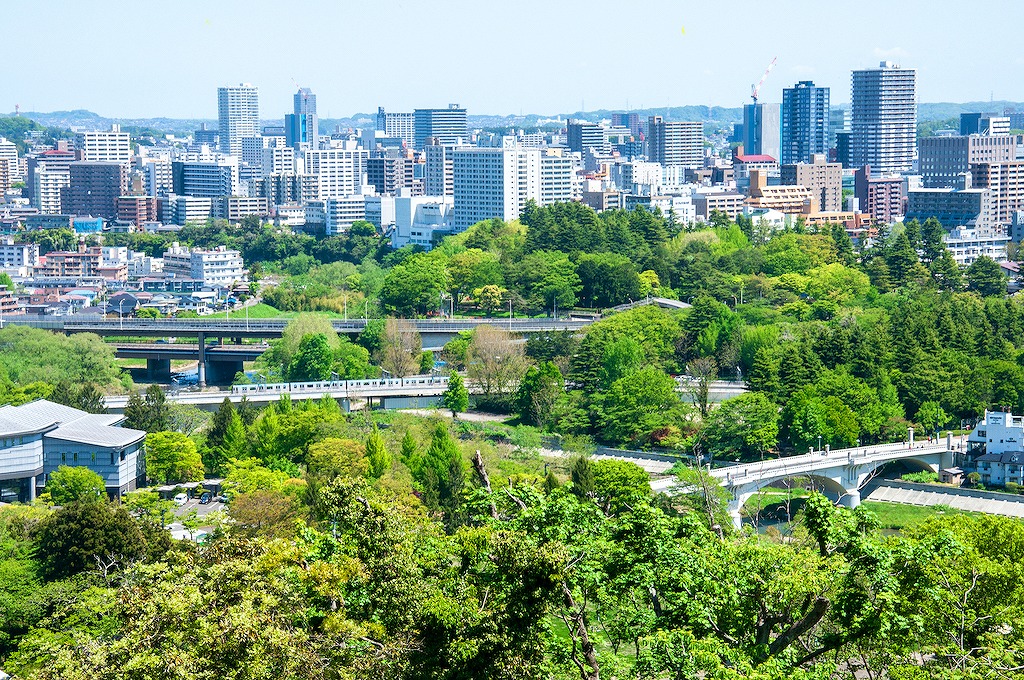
[{"x1": 230, "y1": 376, "x2": 448, "y2": 395}]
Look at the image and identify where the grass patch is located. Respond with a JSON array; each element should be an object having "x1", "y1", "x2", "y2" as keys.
[
  {"x1": 205, "y1": 303, "x2": 300, "y2": 319},
  {"x1": 860, "y1": 501, "x2": 976, "y2": 530}
]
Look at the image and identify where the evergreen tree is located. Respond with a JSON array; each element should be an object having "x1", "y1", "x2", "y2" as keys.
[
  {"x1": 236, "y1": 396, "x2": 259, "y2": 426},
  {"x1": 442, "y1": 372, "x2": 469, "y2": 417},
  {"x1": 77, "y1": 383, "x2": 107, "y2": 414},
  {"x1": 920, "y1": 217, "x2": 946, "y2": 263},
  {"x1": 142, "y1": 384, "x2": 169, "y2": 432},
  {"x1": 399, "y1": 430, "x2": 418, "y2": 468},
  {"x1": 885, "y1": 231, "x2": 928, "y2": 288},
  {"x1": 207, "y1": 398, "x2": 237, "y2": 452},
  {"x1": 929, "y1": 249, "x2": 964, "y2": 292},
  {"x1": 123, "y1": 391, "x2": 147, "y2": 431},
  {"x1": 365, "y1": 425, "x2": 391, "y2": 479},
  {"x1": 966, "y1": 255, "x2": 1007, "y2": 298},
  {"x1": 830, "y1": 222, "x2": 855, "y2": 265},
  {"x1": 570, "y1": 455, "x2": 595, "y2": 498}
]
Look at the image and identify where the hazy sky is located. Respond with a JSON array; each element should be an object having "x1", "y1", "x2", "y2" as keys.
[{"x1": 7, "y1": 0, "x2": 1023, "y2": 119}]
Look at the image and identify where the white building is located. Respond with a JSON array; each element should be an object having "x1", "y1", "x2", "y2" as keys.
[
  {"x1": 967, "y1": 410, "x2": 1024, "y2": 486},
  {"x1": 943, "y1": 226, "x2": 1010, "y2": 266},
  {"x1": 425, "y1": 142, "x2": 461, "y2": 197},
  {"x1": 325, "y1": 195, "x2": 367, "y2": 235},
  {"x1": 539, "y1": 149, "x2": 579, "y2": 206},
  {"x1": 0, "y1": 138, "x2": 21, "y2": 183},
  {"x1": 452, "y1": 139, "x2": 541, "y2": 232},
  {"x1": 218, "y1": 84, "x2": 259, "y2": 156},
  {"x1": 167, "y1": 195, "x2": 214, "y2": 226},
  {"x1": 163, "y1": 243, "x2": 245, "y2": 286},
  {"x1": 365, "y1": 195, "x2": 397, "y2": 230},
  {"x1": 305, "y1": 144, "x2": 369, "y2": 199},
  {"x1": 74, "y1": 125, "x2": 131, "y2": 164},
  {"x1": 142, "y1": 159, "x2": 173, "y2": 198},
  {"x1": 173, "y1": 156, "x2": 240, "y2": 198},
  {"x1": 392, "y1": 193, "x2": 455, "y2": 249},
  {"x1": 34, "y1": 171, "x2": 69, "y2": 214},
  {"x1": 0, "y1": 237, "x2": 39, "y2": 268}
]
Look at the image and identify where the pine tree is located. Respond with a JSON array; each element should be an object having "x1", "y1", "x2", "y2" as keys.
[
  {"x1": 123, "y1": 392, "x2": 147, "y2": 430},
  {"x1": 399, "y1": 430, "x2": 419, "y2": 469},
  {"x1": 143, "y1": 384, "x2": 169, "y2": 432},
  {"x1": 543, "y1": 468, "x2": 561, "y2": 493},
  {"x1": 570, "y1": 456, "x2": 595, "y2": 498},
  {"x1": 442, "y1": 372, "x2": 469, "y2": 417},
  {"x1": 77, "y1": 383, "x2": 107, "y2": 414},
  {"x1": 207, "y1": 398, "x2": 237, "y2": 452},
  {"x1": 929, "y1": 250, "x2": 964, "y2": 292}
]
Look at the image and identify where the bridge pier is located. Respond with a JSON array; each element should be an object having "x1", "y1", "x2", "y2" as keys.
[
  {"x1": 197, "y1": 332, "x2": 206, "y2": 387},
  {"x1": 206, "y1": 360, "x2": 244, "y2": 386},
  {"x1": 146, "y1": 358, "x2": 171, "y2": 382},
  {"x1": 839, "y1": 489, "x2": 861, "y2": 509}
]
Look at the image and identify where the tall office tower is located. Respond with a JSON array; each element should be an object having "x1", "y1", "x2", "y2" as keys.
[
  {"x1": 425, "y1": 140, "x2": 458, "y2": 197},
  {"x1": 74, "y1": 125, "x2": 131, "y2": 164},
  {"x1": 64, "y1": 162, "x2": 129, "y2": 219},
  {"x1": 960, "y1": 113, "x2": 1011, "y2": 136},
  {"x1": 850, "y1": 62, "x2": 917, "y2": 175},
  {"x1": 781, "y1": 81, "x2": 830, "y2": 165},
  {"x1": 647, "y1": 117, "x2": 704, "y2": 169},
  {"x1": 567, "y1": 120, "x2": 607, "y2": 154},
  {"x1": 742, "y1": 103, "x2": 781, "y2": 161},
  {"x1": 829, "y1": 108, "x2": 849, "y2": 149},
  {"x1": 452, "y1": 140, "x2": 541, "y2": 231},
  {"x1": 376, "y1": 108, "x2": 415, "y2": 146},
  {"x1": 217, "y1": 83, "x2": 260, "y2": 156},
  {"x1": 285, "y1": 88, "x2": 319, "y2": 150},
  {"x1": 413, "y1": 105, "x2": 467, "y2": 150}
]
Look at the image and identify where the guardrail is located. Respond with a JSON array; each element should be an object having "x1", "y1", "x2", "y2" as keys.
[{"x1": 230, "y1": 376, "x2": 448, "y2": 394}]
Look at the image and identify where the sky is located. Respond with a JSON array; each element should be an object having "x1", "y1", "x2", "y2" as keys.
[{"x1": 6, "y1": 0, "x2": 1024, "y2": 119}]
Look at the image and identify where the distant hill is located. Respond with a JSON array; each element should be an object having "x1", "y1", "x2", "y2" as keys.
[{"x1": 7, "y1": 101, "x2": 1023, "y2": 139}]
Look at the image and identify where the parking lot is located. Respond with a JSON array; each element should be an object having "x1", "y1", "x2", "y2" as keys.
[{"x1": 171, "y1": 495, "x2": 227, "y2": 517}]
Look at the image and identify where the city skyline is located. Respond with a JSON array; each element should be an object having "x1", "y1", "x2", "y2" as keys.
[{"x1": 6, "y1": 0, "x2": 1024, "y2": 119}]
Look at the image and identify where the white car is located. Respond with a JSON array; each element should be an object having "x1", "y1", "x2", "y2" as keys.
[{"x1": 173, "y1": 493, "x2": 188, "y2": 506}]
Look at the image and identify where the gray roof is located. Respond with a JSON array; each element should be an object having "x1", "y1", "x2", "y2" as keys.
[{"x1": 0, "y1": 400, "x2": 144, "y2": 450}]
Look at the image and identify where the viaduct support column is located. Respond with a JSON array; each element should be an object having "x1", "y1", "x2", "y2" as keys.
[
  {"x1": 197, "y1": 332, "x2": 207, "y2": 387},
  {"x1": 839, "y1": 489, "x2": 861, "y2": 509}
]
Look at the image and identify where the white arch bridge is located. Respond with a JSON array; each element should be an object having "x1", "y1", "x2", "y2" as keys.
[{"x1": 653, "y1": 435, "x2": 957, "y2": 529}]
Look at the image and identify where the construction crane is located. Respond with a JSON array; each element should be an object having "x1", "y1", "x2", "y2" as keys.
[{"x1": 750, "y1": 57, "x2": 778, "y2": 104}]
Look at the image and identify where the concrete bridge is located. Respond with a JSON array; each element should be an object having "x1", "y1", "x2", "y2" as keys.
[{"x1": 653, "y1": 434, "x2": 956, "y2": 528}]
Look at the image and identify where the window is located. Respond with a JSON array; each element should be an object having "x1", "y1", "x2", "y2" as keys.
[{"x1": 61, "y1": 452, "x2": 66, "y2": 463}]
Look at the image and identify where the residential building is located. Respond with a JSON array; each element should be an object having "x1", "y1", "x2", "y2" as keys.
[
  {"x1": 971, "y1": 161, "x2": 1024, "y2": 226},
  {"x1": 567, "y1": 120, "x2": 607, "y2": 154},
  {"x1": 452, "y1": 140, "x2": 540, "y2": 231},
  {"x1": 36, "y1": 243, "x2": 103, "y2": 278},
  {"x1": 162, "y1": 243, "x2": 245, "y2": 286},
  {"x1": 0, "y1": 285, "x2": 19, "y2": 317},
  {"x1": 647, "y1": 117, "x2": 703, "y2": 169},
  {"x1": 217, "y1": 83, "x2": 260, "y2": 156},
  {"x1": 781, "y1": 81, "x2": 830, "y2": 165},
  {"x1": 0, "y1": 237, "x2": 39, "y2": 268},
  {"x1": 539, "y1": 149, "x2": 578, "y2": 205},
  {"x1": 367, "y1": 155, "x2": 413, "y2": 196},
  {"x1": 27, "y1": 150, "x2": 75, "y2": 213},
  {"x1": 285, "y1": 87, "x2": 319, "y2": 151},
  {"x1": 304, "y1": 145, "x2": 369, "y2": 198},
  {"x1": 850, "y1": 62, "x2": 917, "y2": 175},
  {"x1": 964, "y1": 410, "x2": 1024, "y2": 486},
  {"x1": 74, "y1": 125, "x2": 131, "y2": 164},
  {"x1": 581, "y1": 190, "x2": 624, "y2": 212},
  {"x1": 611, "y1": 113, "x2": 643, "y2": 137},
  {"x1": 376, "y1": 108, "x2": 415, "y2": 147},
  {"x1": 116, "y1": 196, "x2": 158, "y2": 225},
  {"x1": 693, "y1": 190, "x2": 745, "y2": 220},
  {"x1": 142, "y1": 158, "x2": 174, "y2": 197},
  {"x1": 217, "y1": 196, "x2": 269, "y2": 221},
  {"x1": 171, "y1": 156, "x2": 240, "y2": 198},
  {"x1": 414, "y1": 105, "x2": 467, "y2": 149},
  {"x1": 919, "y1": 134, "x2": 1016, "y2": 188},
  {"x1": 193, "y1": 123, "x2": 219, "y2": 149},
  {"x1": 780, "y1": 154, "x2": 842, "y2": 212},
  {"x1": 166, "y1": 195, "x2": 214, "y2": 225},
  {"x1": 733, "y1": 153, "x2": 780, "y2": 181},
  {"x1": 64, "y1": 162, "x2": 129, "y2": 219},
  {"x1": 746, "y1": 170, "x2": 816, "y2": 213},
  {"x1": 943, "y1": 225, "x2": 1010, "y2": 265},
  {"x1": 854, "y1": 165, "x2": 904, "y2": 224},
  {"x1": 425, "y1": 141, "x2": 460, "y2": 197},
  {"x1": 0, "y1": 137, "x2": 19, "y2": 185},
  {"x1": 0, "y1": 399, "x2": 146, "y2": 502},
  {"x1": 262, "y1": 146, "x2": 296, "y2": 177},
  {"x1": 742, "y1": 103, "x2": 781, "y2": 162}
]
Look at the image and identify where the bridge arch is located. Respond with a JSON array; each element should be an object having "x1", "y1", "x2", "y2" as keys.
[
  {"x1": 854, "y1": 455, "x2": 940, "y2": 489},
  {"x1": 732, "y1": 471, "x2": 853, "y2": 518}
]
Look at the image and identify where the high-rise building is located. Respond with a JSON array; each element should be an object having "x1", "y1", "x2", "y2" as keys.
[
  {"x1": 171, "y1": 156, "x2": 240, "y2": 198},
  {"x1": 971, "y1": 161, "x2": 1024, "y2": 226},
  {"x1": 376, "y1": 108, "x2": 415, "y2": 147},
  {"x1": 74, "y1": 125, "x2": 131, "y2": 164},
  {"x1": 850, "y1": 62, "x2": 917, "y2": 175},
  {"x1": 960, "y1": 113, "x2": 1011, "y2": 136},
  {"x1": 285, "y1": 88, "x2": 319, "y2": 150},
  {"x1": 425, "y1": 141, "x2": 460, "y2": 197},
  {"x1": 452, "y1": 140, "x2": 540, "y2": 231},
  {"x1": 64, "y1": 162, "x2": 129, "y2": 219},
  {"x1": 539, "y1": 149, "x2": 579, "y2": 206},
  {"x1": 647, "y1": 117, "x2": 703, "y2": 169},
  {"x1": 854, "y1": 165, "x2": 905, "y2": 225},
  {"x1": 780, "y1": 154, "x2": 843, "y2": 212},
  {"x1": 0, "y1": 137, "x2": 20, "y2": 184},
  {"x1": 27, "y1": 150, "x2": 75, "y2": 213},
  {"x1": 611, "y1": 113, "x2": 643, "y2": 137},
  {"x1": 567, "y1": 120, "x2": 607, "y2": 154},
  {"x1": 217, "y1": 83, "x2": 260, "y2": 156},
  {"x1": 781, "y1": 81, "x2": 830, "y2": 165},
  {"x1": 413, "y1": 105, "x2": 467, "y2": 149},
  {"x1": 742, "y1": 103, "x2": 781, "y2": 161},
  {"x1": 919, "y1": 134, "x2": 1017, "y2": 188},
  {"x1": 304, "y1": 144, "x2": 369, "y2": 199}
]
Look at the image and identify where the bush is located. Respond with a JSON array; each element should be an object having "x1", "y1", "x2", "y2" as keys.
[{"x1": 901, "y1": 471, "x2": 940, "y2": 484}]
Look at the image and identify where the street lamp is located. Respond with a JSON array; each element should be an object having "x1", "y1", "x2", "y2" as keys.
[
  {"x1": 817, "y1": 435, "x2": 822, "y2": 452},
  {"x1": 118, "y1": 299, "x2": 124, "y2": 331},
  {"x1": 508, "y1": 298, "x2": 513, "y2": 331}
]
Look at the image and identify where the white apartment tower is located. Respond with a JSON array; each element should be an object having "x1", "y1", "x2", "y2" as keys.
[
  {"x1": 453, "y1": 140, "x2": 541, "y2": 231},
  {"x1": 217, "y1": 84, "x2": 260, "y2": 156},
  {"x1": 851, "y1": 62, "x2": 917, "y2": 175},
  {"x1": 304, "y1": 144, "x2": 369, "y2": 199},
  {"x1": 74, "y1": 125, "x2": 131, "y2": 164}
]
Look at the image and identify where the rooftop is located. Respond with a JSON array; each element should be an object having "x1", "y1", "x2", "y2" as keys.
[{"x1": 0, "y1": 400, "x2": 144, "y2": 450}]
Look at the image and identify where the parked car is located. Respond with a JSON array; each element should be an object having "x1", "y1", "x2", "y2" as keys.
[
  {"x1": 173, "y1": 493, "x2": 188, "y2": 506},
  {"x1": 213, "y1": 495, "x2": 228, "y2": 504},
  {"x1": 198, "y1": 492, "x2": 211, "y2": 504}
]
